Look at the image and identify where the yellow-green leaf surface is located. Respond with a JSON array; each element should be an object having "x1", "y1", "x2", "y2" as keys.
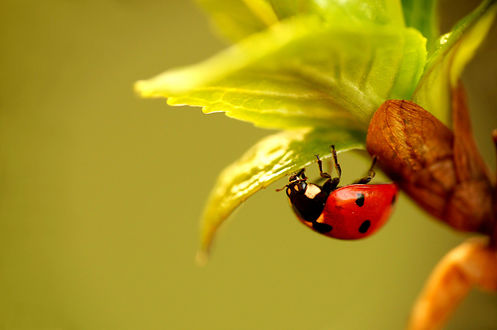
[
  {"x1": 413, "y1": 0, "x2": 497, "y2": 125},
  {"x1": 197, "y1": 0, "x2": 404, "y2": 42},
  {"x1": 311, "y1": 0, "x2": 404, "y2": 26},
  {"x1": 135, "y1": 15, "x2": 426, "y2": 130},
  {"x1": 196, "y1": 0, "x2": 274, "y2": 42},
  {"x1": 401, "y1": 0, "x2": 439, "y2": 50},
  {"x1": 197, "y1": 128, "x2": 365, "y2": 261}
]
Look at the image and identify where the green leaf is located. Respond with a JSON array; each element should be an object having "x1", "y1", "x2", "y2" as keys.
[
  {"x1": 196, "y1": 0, "x2": 277, "y2": 42},
  {"x1": 311, "y1": 0, "x2": 404, "y2": 26},
  {"x1": 135, "y1": 15, "x2": 426, "y2": 130},
  {"x1": 197, "y1": 0, "x2": 405, "y2": 42},
  {"x1": 401, "y1": 0, "x2": 439, "y2": 50},
  {"x1": 167, "y1": 70, "x2": 365, "y2": 130},
  {"x1": 412, "y1": 0, "x2": 497, "y2": 125},
  {"x1": 197, "y1": 128, "x2": 365, "y2": 262}
]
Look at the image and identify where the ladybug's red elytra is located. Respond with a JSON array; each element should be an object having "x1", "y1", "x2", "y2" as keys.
[{"x1": 281, "y1": 146, "x2": 397, "y2": 239}]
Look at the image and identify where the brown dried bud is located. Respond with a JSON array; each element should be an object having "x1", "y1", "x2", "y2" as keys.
[
  {"x1": 492, "y1": 129, "x2": 497, "y2": 246},
  {"x1": 366, "y1": 84, "x2": 494, "y2": 235}
]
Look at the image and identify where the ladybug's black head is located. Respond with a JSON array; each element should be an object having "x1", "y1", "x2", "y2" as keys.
[
  {"x1": 285, "y1": 180, "x2": 307, "y2": 197},
  {"x1": 281, "y1": 169, "x2": 329, "y2": 222},
  {"x1": 285, "y1": 170, "x2": 308, "y2": 197}
]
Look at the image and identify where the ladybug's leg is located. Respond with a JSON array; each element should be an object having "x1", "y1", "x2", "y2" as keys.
[
  {"x1": 318, "y1": 145, "x2": 341, "y2": 193},
  {"x1": 288, "y1": 168, "x2": 307, "y2": 182},
  {"x1": 330, "y1": 145, "x2": 342, "y2": 180},
  {"x1": 354, "y1": 156, "x2": 377, "y2": 184},
  {"x1": 315, "y1": 155, "x2": 331, "y2": 179},
  {"x1": 316, "y1": 155, "x2": 335, "y2": 193},
  {"x1": 277, "y1": 168, "x2": 307, "y2": 192},
  {"x1": 295, "y1": 168, "x2": 307, "y2": 180},
  {"x1": 312, "y1": 221, "x2": 333, "y2": 234}
]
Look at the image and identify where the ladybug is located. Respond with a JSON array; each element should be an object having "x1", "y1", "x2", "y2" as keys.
[{"x1": 281, "y1": 146, "x2": 398, "y2": 239}]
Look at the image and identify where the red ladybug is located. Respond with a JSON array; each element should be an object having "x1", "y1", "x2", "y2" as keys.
[{"x1": 281, "y1": 146, "x2": 397, "y2": 239}]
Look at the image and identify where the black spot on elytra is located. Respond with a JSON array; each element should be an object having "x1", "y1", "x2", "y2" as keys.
[
  {"x1": 355, "y1": 193, "x2": 365, "y2": 207},
  {"x1": 391, "y1": 194, "x2": 397, "y2": 204},
  {"x1": 359, "y1": 220, "x2": 371, "y2": 233},
  {"x1": 312, "y1": 221, "x2": 333, "y2": 234}
]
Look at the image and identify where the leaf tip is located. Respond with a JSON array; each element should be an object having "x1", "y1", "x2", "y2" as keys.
[
  {"x1": 134, "y1": 79, "x2": 166, "y2": 98},
  {"x1": 134, "y1": 68, "x2": 194, "y2": 98}
]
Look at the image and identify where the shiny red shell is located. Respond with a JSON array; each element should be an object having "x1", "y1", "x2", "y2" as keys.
[{"x1": 298, "y1": 184, "x2": 398, "y2": 239}]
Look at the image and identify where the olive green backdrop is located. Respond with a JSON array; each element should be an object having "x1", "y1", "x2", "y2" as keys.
[{"x1": 1, "y1": 1, "x2": 496, "y2": 329}]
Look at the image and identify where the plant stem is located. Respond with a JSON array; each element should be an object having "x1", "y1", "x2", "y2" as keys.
[{"x1": 407, "y1": 237, "x2": 497, "y2": 330}]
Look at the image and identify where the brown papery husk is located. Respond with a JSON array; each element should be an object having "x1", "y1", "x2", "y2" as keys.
[{"x1": 366, "y1": 84, "x2": 494, "y2": 235}]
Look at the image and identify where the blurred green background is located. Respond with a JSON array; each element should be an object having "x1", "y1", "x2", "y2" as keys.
[{"x1": 1, "y1": 1, "x2": 496, "y2": 329}]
